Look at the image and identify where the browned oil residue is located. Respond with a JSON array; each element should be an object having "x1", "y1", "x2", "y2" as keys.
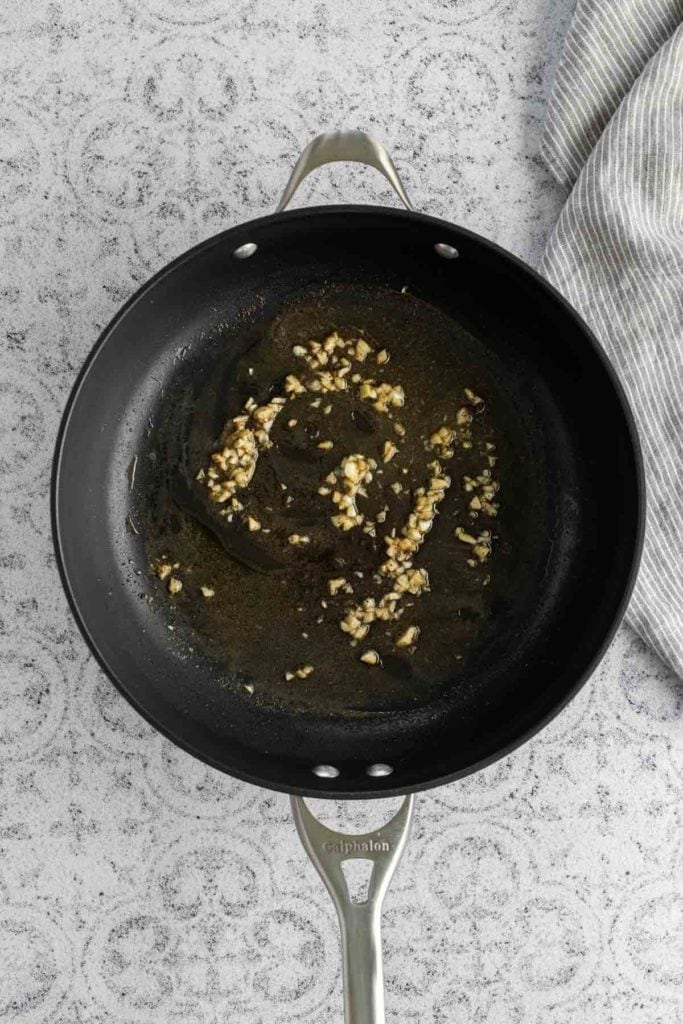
[{"x1": 144, "y1": 285, "x2": 528, "y2": 715}]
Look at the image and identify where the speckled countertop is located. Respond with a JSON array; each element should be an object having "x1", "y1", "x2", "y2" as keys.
[{"x1": 1, "y1": 1, "x2": 682, "y2": 1022}]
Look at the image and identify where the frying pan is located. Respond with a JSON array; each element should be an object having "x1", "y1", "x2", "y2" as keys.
[{"x1": 52, "y1": 131, "x2": 644, "y2": 1023}]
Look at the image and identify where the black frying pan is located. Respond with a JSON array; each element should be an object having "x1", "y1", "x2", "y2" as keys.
[
  {"x1": 53, "y1": 131, "x2": 643, "y2": 799},
  {"x1": 52, "y1": 130, "x2": 644, "y2": 1023}
]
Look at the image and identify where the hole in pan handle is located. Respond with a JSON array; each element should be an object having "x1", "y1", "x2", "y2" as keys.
[
  {"x1": 291, "y1": 794, "x2": 414, "y2": 1024},
  {"x1": 275, "y1": 130, "x2": 414, "y2": 214}
]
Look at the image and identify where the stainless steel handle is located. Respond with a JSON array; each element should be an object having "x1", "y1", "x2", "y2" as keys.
[
  {"x1": 291, "y1": 795, "x2": 414, "y2": 1024},
  {"x1": 276, "y1": 130, "x2": 414, "y2": 213}
]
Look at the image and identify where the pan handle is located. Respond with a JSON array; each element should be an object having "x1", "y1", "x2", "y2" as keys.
[
  {"x1": 276, "y1": 130, "x2": 414, "y2": 213},
  {"x1": 290, "y1": 794, "x2": 414, "y2": 1024}
]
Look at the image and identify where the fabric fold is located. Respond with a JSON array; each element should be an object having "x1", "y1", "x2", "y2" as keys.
[{"x1": 542, "y1": 0, "x2": 683, "y2": 190}]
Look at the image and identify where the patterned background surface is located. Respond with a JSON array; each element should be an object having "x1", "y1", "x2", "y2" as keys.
[{"x1": 1, "y1": 1, "x2": 682, "y2": 1021}]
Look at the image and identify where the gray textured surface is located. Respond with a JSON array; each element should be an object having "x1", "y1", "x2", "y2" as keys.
[{"x1": 1, "y1": 1, "x2": 682, "y2": 1022}]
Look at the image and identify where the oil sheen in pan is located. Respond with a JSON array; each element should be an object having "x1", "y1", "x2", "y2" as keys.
[{"x1": 142, "y1": 284, "x2": 545, "y2": 715}]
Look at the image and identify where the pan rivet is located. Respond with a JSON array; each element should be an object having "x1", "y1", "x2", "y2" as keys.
[
  {"x1": 233, "y1": 242, "x2": 258, "y2": 259},
  {"x1": 434, "y1": 242, "x2": 459, "y2": 259},
  {"x1": 313, "y1": 764, "x2": 340, "y2": 779},
  {"x1": 366, "y1": 763, "x2": 393, "y2": 778}
]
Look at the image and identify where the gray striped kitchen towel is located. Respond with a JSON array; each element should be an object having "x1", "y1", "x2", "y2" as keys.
[{"x1": 540, "y1": 6, "x2": 683, "y2": 677}]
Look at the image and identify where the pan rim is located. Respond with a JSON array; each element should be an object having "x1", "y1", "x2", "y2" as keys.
[{"x1": 51, "y1": 204, "x2": 646, "y2": 798}]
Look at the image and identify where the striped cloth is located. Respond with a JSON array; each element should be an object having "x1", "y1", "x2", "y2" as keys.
[{"x1": 539, "y1": 5, "x2": 683, "y2": 678}]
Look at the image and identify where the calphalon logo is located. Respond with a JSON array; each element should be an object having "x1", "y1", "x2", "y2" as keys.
[{"x1": 322, "y1": 840, "x2": 391, "y2": 853}]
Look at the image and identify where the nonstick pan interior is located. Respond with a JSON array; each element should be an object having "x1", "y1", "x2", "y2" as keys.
[{"x1": 53, "y1": 206, "x2": 643, "y2": 796}]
